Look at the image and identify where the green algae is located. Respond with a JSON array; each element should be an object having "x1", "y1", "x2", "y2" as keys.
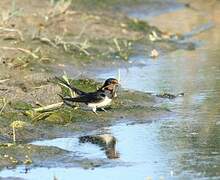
[
  {"x1": 9, "y1": 101, "x2": 32, "y2": 111},
  {"x1": 127, "y1": 18, "x2": 159, "y2": 34},
  {"x1": 45, "y1": 109, "x2": 74, "y2": 124}
]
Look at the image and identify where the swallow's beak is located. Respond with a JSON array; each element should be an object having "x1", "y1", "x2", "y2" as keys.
[
  {"x1": 112, "y1": 79, "x2": 119, "y2": 85},
  {"x1": 112, "y1": 83, "x2": 119, "y2": 98}
]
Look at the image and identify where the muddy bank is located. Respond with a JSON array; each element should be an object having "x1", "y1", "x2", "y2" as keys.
[
  {"x1": 0, "y1": 77, "x2": 171, "y2": 168},
  {"x1": 0, "y1": 78, "x2": 169, "y2": 142},
  {"x1": 0, "y1": 141, "x2": 115, "y2": 170}
]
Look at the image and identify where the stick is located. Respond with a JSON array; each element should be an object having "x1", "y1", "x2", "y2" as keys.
[
  {"x1": 12, "y1": 125, "x2": 16, "y2": 143},
  {"x1": 71, "y1": 43, "x2": 90, "y2": 56},
  {"x1": 0, "y1": 27, "x2": 24, "y2": 41},
  {"x1": 61, "y1": 72, "x2": 76, "y2": 98},
  {"x1": 0, "y1": 79, "x2": 10, "y2": 84},
  {"x1": 0, "y1": 47, "x2": 39, "y2": 59},
  {"x1": 75, "y1": 24, "x2": 88, "y2": 40},
  {"x1": 0, "y1": 98, "x2": 8, "y2": 115},
  {"x1": 32, "y1": 102, "x2": 64, "y2": 112},
  {"x1": 113, "y1": 38, "x2": 121, "y2": 52},
  {"x1": 117, "y1": 68, "x2": 121, "y2": 83},
  {"x1": 32, "y1": 36, "x2": 57, "y2": 48}
]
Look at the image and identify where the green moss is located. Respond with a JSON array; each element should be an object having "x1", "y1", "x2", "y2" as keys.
[
  {"x1": 1, "y1": 111, "x2": 30, "y2": 125},
  {"x1": 45, "y1": 109, "x2": 74, "y2": 124},
  {"x1": 126, "y1": 18, "x2": 159, "y2": 35},
  {"x1": 59, "y1": 78, "x2": 101, "y2": 96},
  {"x1": 9, "y1": 101, "x2": 32, "y2": 111}
]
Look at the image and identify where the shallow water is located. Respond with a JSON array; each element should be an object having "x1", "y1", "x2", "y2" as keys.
[{"x1": 1, "y1": 1, "x2": 220, "y2": 180}]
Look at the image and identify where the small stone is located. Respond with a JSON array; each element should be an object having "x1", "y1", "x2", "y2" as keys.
[
  {"x1": 120, "y1": 23, "x2": 127, "y2": 28},
  {"x1": 3, "y1": 154, "x2": 9, "y2": 158},
  {"x1": 12, "y1": 159, "x2": 18, "y2": 164},
  {"x1": 216, "y1": 121, "x2": 220, "y2": 125},
  {"x1": 150, "y1": 49, "x2": 159, "y2": 58},
  {"x1": 122, "y1": 29, "x2": 128, "y2": 34},
  {"x1": 23, "y1": 159, "x2": 32, "y2": 165}
]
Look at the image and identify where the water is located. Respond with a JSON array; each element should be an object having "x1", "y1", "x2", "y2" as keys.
[
  {"x1": 32, "y1": 137, "x2": 107, "y2": 159},
  {"x1": 121, "y1": 0, "x2": 185, "y2": 20},
  {"x1": 1, "y1": 1, "x2": 220, "y2": 180}
]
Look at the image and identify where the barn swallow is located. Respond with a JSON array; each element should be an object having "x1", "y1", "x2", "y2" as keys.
[{"x1": 57, "y1": 78, "x2": 119, "y2": 114}]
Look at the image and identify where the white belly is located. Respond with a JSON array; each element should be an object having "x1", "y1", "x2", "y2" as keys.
[{"x1": 88, "y1": 96, "x2": 112, "y2": 108}]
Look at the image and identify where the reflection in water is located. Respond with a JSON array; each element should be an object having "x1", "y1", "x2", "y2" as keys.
[
  {"x1": 79, "y1": 134, "x2": 119, "y2": 159},
  {"x1": 0, "y1": 123, "x2": 174, "y2": 180}
]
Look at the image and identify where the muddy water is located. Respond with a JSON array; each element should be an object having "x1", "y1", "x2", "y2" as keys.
[{"x1": 1, "y1": 1, "x2": 220, "y2": 180}]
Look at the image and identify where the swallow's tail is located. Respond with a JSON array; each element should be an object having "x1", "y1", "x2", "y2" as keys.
[
  {"x1": 57, "y1": 93, "x2": 78, "y2": 107},
  {"x1": 57, "y1": 93, "x2": 81, "y2": 102},
  {"x1": 56, "y1": 77, "x2": 85, "y2": 95},
  {"x1": 57, "y1": 93, "x2": 65, "y2": 101}
]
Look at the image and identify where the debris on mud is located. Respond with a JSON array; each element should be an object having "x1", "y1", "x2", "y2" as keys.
[{"x1": 156, "y1": 92, "x2": 184, "y2": 99}]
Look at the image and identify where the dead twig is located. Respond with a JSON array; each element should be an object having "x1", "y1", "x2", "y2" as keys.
[
  {"x1": 0, "y1": 79, "x2": 10, "y2": 84},
  {"x1": 33, "y1": 35, "x2": 90, "y2": 56},
  {"x1": 117, "y1": 69, "x2": 121, "y2": 83},
  {"x1": 0, "y1": 47, "x2": 39, "y2": 59},
  {"x1": 0, "y1": 27, "x2": 24, "y2": 41},
  {"x1": 32, "y1": 36, "x2": 57, "y2": 48},
  {"x1": 73, "y1": 40, "x2": 90, "y2": 56},
  {"x1": 32, "y1": 102, "x2": 64, "y2": 112},
  {"x1": 60, "y1": 72, "x2": 76, "y2": 98},
  {"x1": 0, "y1": 98, "x2": 8, "y2": 115},
  {"x1": 12, "y1": 124, "x2": 16, "y2": 143},
  {"x1": 58, "y1": 72, "x2": 79, "y2": 107},
  {"x1": 32, "y1": 112, "x2": 53, "y2": 121},
  {"x1": 55, "y1": 36, "x2": 90, "y2": 55},
  {"x1": 75, "y1": 24, "x2": 88, "y2": 40},
  {"x1": 113, "y1": 38, "x2": 121, "y2": 52}
]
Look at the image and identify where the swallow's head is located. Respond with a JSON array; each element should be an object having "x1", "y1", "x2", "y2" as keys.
[
  {"x1": 102, "y1": 78, "x2": 119, "y2": 97},
  {"x1": 103, "y1": 78, "x2": 119, "y2": 87}
]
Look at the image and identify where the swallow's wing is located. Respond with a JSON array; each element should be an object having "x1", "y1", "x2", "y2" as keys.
[
  {"x1": 56, "y1": 77, "x2": 86, "y2": 95},
  {"x1": 62, "y1": 91, "x2": 105, "y2": 103}
]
